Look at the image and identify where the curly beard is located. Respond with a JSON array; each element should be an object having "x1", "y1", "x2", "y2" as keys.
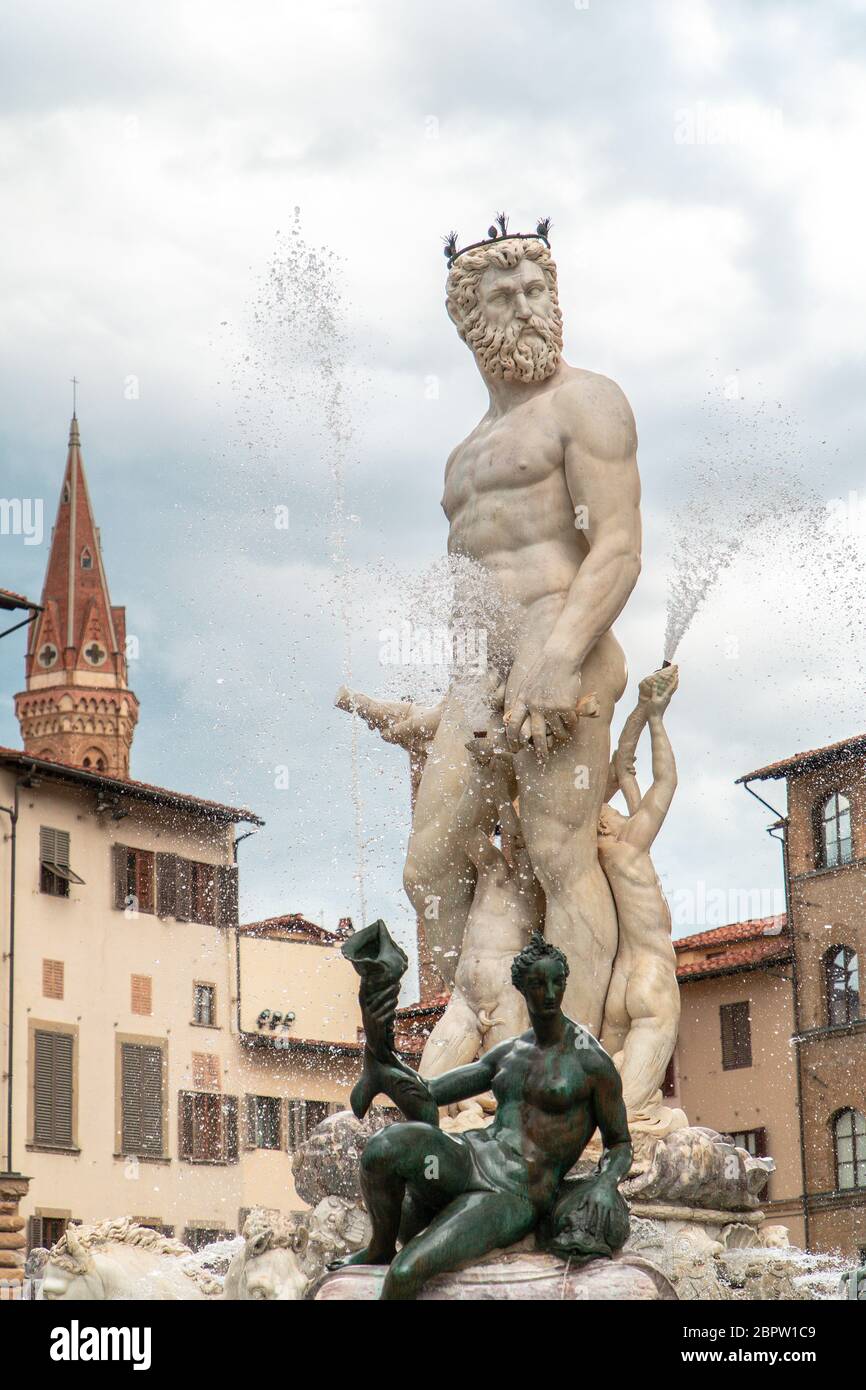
[{"x1": 464, "y1": 306, "x2": 563, "y2": 383}]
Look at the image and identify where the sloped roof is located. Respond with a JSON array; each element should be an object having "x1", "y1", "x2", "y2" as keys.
[
  {"x1": 738, "y1": 734, "x2": 866, "y2": 783},
  {"x1": 0, "y1": 745, "x2": 262, "y2": 825},
  {"x1": 238, "y1": 913, "x2": 352, "y2": 945},
  {"x1": 675, "y1": 914, "x2": 791, "y2": 981}
]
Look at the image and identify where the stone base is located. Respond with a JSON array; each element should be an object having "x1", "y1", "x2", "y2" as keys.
[
  {"x1": 0, "y1": 1173, "x2": 31, "y2": 1300},
  {"x1": 314, "y1": 1251, "x2": 678, "y2": 1301}
]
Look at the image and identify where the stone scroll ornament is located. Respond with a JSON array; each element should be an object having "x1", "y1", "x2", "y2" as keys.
[{"x1": 341, "y1": 920, "x2": 440, "y2": 1126}]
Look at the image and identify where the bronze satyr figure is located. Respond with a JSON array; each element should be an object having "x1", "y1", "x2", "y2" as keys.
[{"x1": 340, "y1": 922, "x2": 632, "y2": 1300}]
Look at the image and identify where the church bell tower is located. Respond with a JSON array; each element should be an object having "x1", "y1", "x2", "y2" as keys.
[{"x1": 14, "y1": 414, "x2": 139, "y2": 777}]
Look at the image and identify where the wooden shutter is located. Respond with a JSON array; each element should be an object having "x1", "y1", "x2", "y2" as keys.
[
  {"x1": 33, "y1": 1030, "x2": 73, "y2": 1146},
  {"x1": 223, "y1": 1096, "x2": 239, "y2": 1163},
  {"x1": 27, "y1": 1215, "x2": 44, "y2": 1252},
  {"x1": 174, "y1": 857, "x2": 192, "y2": 922},
  {"x1": 121, "y1": 1043, "x2": 163, "y2": 1155},
  {"x1": 40, "y1": 826, "x2": 70, "y2": 867},
  {"x1": 178, "y1": 1091, "x2": 195, "y2": 1159},
  {"x1": 191, "y1": 862, "x2": 217, "y2": 926},
  {"x1": 156, "y1": 853, "x2": 178, "y2": 918},
  {"x1": 286, "y1": 1098, "x2": 305, "y2": 1152},
  {"x1": 136, "y1": 850, "x2": 155, "y2": 914},
  {"x1": 720, "y1": 1001, "x2": 752, "y2": 1070},
  {"x1": 245, "y1": 1093, "x2": 257, "y2": 1148},
  {"x1": 131, "y1": 975, "x2": 152, "y2": 1015},
  {"x1": 216, "y1": 865, "x2": 239, "y2": 927},
  {"x1": 42, "y1": 959, "x2": 65, "y2": 1000},
  {"x1": 113, "y1": 844, "x2": 130, "y2": 909}
]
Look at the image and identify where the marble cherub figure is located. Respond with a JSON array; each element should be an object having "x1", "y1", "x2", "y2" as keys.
[{"x1": 598, "y1": 664, "x2": 684, "y2": 1129}]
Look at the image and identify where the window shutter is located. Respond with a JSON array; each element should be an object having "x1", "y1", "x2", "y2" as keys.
[
  {"x1": 140, "y1": 1047, "x2": 163, "y2": 1155},
  {"x1": 216, "y1": 865, "x2": 239, "y2": 927},
  {"x1": 27, "y1": 1215, "x2": 44, "y2": 1251},
  {"x1": 720, "y1": 1001, "x2": 752, "y2": 1070},
  {"x1": 156, "y1": 853, "x2": 178, "y2": 918},
  {"x1": 178, "y1": 1091, "x2": 194, "y2": 1160},
  {"x1": 121, "y1": 1043, "x2": 163, "y2": 1155},
  {"x1": 245, "y1": 1094, "x2": 257, "y2": 1148},
  {"x1": 113, "y1": 844, "x2": 130, "y2": 910},
  {"x1": 131, "y1": 974, "x2": 152, "y2": 1015},
  {"x1": 174, "y1": 857, "x2": 192, "y2": 922},
  {"x1": 223, "y1": 1096, "x2": 239, "y2": 1163},
  {"x1": 136, "y1": 850, "x2": 155, "y2": 914},
  {"x1": 34, "y1": 1030, "x2": 73, "y2": 1147},
  {"x1": 42, "y1": 959, "x2": 65, "y2": 1000},
  {"x1": 286, "y1": 1098, "x2": 305, "y2": 1152}
]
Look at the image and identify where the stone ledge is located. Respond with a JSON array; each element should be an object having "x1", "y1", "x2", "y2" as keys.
[{"x1": 314, "y1": 1252, "x2": 677, "y2": 1301}]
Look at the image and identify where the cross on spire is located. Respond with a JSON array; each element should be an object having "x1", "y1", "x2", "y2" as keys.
[{"x1": 70, "y1": 376, "x2": 79, "y2": 415}]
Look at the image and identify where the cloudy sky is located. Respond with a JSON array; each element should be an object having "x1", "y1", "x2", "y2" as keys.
[{"x1": 2, "y1": 0, "x2": 865, "y2": 983}]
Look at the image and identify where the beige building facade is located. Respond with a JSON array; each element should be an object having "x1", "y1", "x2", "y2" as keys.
[{"x1": 0, "y1": 750, "x2": 364, "y2": 1273}]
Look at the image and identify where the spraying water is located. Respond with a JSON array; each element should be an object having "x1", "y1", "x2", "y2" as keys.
[
  {"x1": 231, "y1": 210, "x2": 369, "y2": 922},
  {"x1": 664, "y1": 381, "x2": 862, "y2": 663}
]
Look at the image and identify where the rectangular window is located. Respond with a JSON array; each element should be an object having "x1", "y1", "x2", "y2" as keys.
[
  {"x1": 247, "y1": 1095, "x2": 282, "y2": 1150},
  {"x1": 33, "y1": 1029, "x2": 74, "y2": 1147},
  {"x1": 286, "y1": 1098, "x2": 330, "y2": 1152},
  {"x1": 193, "y1": 983, "x2": 216, "y2": 1027},
  {"x1": 727, "y1": 1128, "x2": 769, "y2": 1195},
  {"x1": 183, "y1": 1227, "x2": 227, "y2": 1252},
  {"x1": 178, "y1": 1092, "x2": 239, "y2": 1164},
  {"x1": 42, "y1": 959, "x2": 65, "y2": 1000},
  {"x1": 28, "y1": 1214, "x2": 70, "y2": 1251},
  {"x1": 720, "y1": 1001, "x2": 752, "y2": 1070},
  {"x1": 120, "y1": 1043, "x2": 164, "y2": 1156},
  {"x1": 131, "y1": 974, "x2": 153, "y2": 1016},
  {"x1": 39, "y1": 826, "x2": 85, "y2": 898}
]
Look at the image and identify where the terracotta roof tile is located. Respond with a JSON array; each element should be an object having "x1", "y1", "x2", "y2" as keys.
[
  {"x1": 738, "y1": 734, "x2": 866, "y2": 783},
  {"x1": 0, "y1": 587, "x2": 39, "y2": 611},
  {"x1": 674, "y1": 914, "x2": 787, "y2": 951},
  {"x1": 0, "y1": 744, "x2": 262, "y2": 824},
  {"x1": 675, "y1": 915, "x2": 791, "y2": 981},
  {"x1": 239, "y1": 913, "x2": 350, "y2": 945}
]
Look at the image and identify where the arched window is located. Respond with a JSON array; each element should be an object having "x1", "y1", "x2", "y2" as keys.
[
  {"x1": 821, "y1": 792, "x2": 853, "y2": 867},
  {"x1": 825, "y1": 946, "x2": 860, "y2": 1025},
  {"x1": 80, "y1": 547, "x2": 93, "y2": 570},
  {"x1": 834, "y1": 1109, "x2": 866, "y2": 1190}
]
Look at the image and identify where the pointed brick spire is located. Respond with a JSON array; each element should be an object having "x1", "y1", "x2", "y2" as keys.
[{"x1": 15, "y1": 415, "x2": 139, "y2": 777}]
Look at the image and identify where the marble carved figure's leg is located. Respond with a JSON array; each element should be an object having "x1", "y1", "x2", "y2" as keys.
[
  {"x1": 418, "y1": 987, "x2": 483, "y2": 1080},
  {"x1": 402, "y1": 690, "x2": 481, "y2": 986},
  {"x1": 512, "y1": 632, "x2": 627, "y2": 1032}
]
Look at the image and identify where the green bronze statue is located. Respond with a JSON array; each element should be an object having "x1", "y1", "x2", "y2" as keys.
[{"x1": 340, "y1": 923, "x2": 632, "y2": 1300}]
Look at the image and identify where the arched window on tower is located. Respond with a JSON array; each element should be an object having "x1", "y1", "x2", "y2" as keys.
[
  {"x1": 825, "y1": 945, "x2": 860, "y2": 1026},
  {"x1": 820, "y1": 792, "x2": 853, "y2": 868},
  {"x1": 80, "y1": 547, "x2": 93, "y2": 570},
  {"x1": 834, "y1": 1109, "x2": 866, "y2": 1191}
]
